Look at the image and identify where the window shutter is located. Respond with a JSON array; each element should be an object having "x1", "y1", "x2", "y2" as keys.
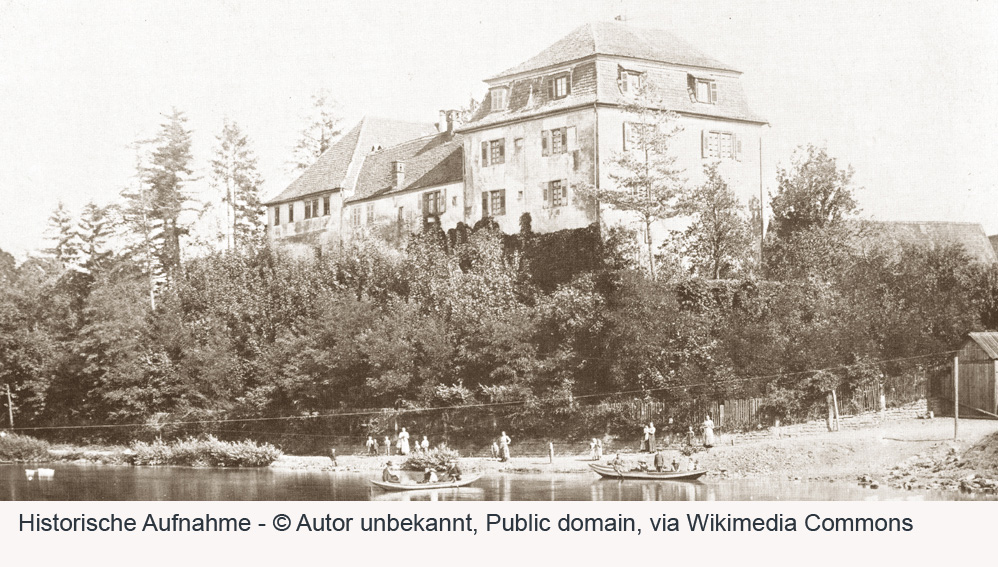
[
  {"x1": 573, "y1": 150, "x2": 581, "y2": 171},
  {"x1": 565, "y1": 75, "x2": 571, "y2": 96},
  {"x1": 548, "y1": 79, "x2": 555, "y2": 99},
  {"x1": 566, "y1": 126, "x2": 577, "y2": 151},
  {"x1": 559, "y1": 127, "x2": 568, "y2": 153},
  {"x1": 542, "y1": 182, "x2": 550, "y2": 208},
  {"x1": 710, "y1": 82, "x2": 718, "y2": 104},
  {"x1": 541, "y1": 130, "x2": 550, "y2": 156},
  {"x1": 701, "y1": 130, "x2": 709, "y2": 158},
  {"x1": 687, "y1": 74, "x2": 696, "y2": 100},
  {"x1": 482, "y1": 193, "x2": 489, "y2": 217},
  {"x1": 733, "y1": 135, "x2": 742, "y2": 161},
  {"x1": 481, "y1": 141, "x2": 489, "y2": 166},
  {"x1": 499, "y1": 190, "x2": 506, "y2": 215},
  {"x1": 498, "y1": 138, "x2": 505, "y2": 160},
  {"x1": 440, "y1": 188, "x2": 447, "y2": 213},
  {"x1": 562, "y1": 180, "x2": 569, "y2": 201}
]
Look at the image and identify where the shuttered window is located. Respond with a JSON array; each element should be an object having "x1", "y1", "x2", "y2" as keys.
[
  {"x1": 482, "y1": 189, "x2": 506, "y2": 217},
  {"x1": 547, "y1": 180, "x2": 569, "y2": 208},
  {"x1": 542, "y1": 127, "x2": 570, "y2": 155},
  {"x1": 701, "y1": 130, "x2": 741, "y2": 160},
  {"x1": 549, "y1": 75, "x2": 570, "y2": 99},
  {"x1": 366, "y1": 204, "x2": 374, "y2": 224},
  {"x1": 693, "y1": 78, "x2": 717, "y2": 104},
  {"x1": 482, "y1": 138, "x2": 504, "y2": 166}
]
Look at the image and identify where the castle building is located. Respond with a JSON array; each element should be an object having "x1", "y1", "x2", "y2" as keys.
[{"x1": 265, "y1": 21, "x2": 767, "y2": 254}]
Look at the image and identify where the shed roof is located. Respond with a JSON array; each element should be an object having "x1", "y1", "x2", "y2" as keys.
[
  {"x1": 966, "y1": 332, "x2": 998, "y2": 359},
  {"x1": 264, "y1": 116, "x2": 437, "y2": 205}
]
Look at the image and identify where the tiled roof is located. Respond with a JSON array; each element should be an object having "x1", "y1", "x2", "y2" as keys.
[
  {"x1": 858, "y1": 221, "x2": 998, "y2": 264},
  {"x1": 988, "y1": 234, "x2": 998, "y2": 257},
  {"x1": 966, "y1": 332, "x2": 998, "y2": 359},
  {"x1": 347, "y1": 133, "x2": 464, "y2": 203},
  {"x1": 490, "y1": 21, "x2": 736, "y2": 80},
  {"x1": 461, "y1": 59, "x2": 764, "y2": 131},
  {"x1": 264, "y1": 117, "x2": 437, "y2": 205}
]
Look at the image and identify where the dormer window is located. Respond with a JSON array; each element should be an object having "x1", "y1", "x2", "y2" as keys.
[
  {"x1": 490, "y1": 87, "x2": 509, "y2": 111},
  {"x1": 549, "y1": 74, "x2": 570, "y2": 99},
  {"x1": 688, "y1": 74, "x2": 717, "y2": 104},
  {"x1": 619, "y1": 69, "x2": 643, "y2": 94}
]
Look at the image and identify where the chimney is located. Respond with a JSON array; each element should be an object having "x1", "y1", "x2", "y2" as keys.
[{"x1": 392, "y1": 160, "x2": 405, "y2": 189}]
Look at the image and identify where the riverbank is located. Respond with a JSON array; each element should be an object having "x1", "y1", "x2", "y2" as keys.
[{"x1": 271, "y1": 416, "x2": 998, "y2": 492}]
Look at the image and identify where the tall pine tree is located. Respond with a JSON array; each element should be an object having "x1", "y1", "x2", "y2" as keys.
[
  {"x1": 211, "y1": 119, "x2": 265, "y2": 251},
  {"x1": 44, "y1": 201, "x2": 82, "y2": 268},
  {"x1": 122, "y1": 108, "x2": 197, "y2": 290},
  {"x1": 290, "y1": 90, "x2": 344, "y2": 172}
]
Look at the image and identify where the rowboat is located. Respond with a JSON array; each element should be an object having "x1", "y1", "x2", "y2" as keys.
[
  {"x1": 589, "y1": 463, "x2": 707, "y2": 481},
  {"x1": 371, "y1": 474, "x2": 481, "y2": 491}
]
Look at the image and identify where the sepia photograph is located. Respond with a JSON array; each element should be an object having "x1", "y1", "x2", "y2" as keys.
[{"x1": 1, "y1": 0, "x2": 997, "y2": 502}]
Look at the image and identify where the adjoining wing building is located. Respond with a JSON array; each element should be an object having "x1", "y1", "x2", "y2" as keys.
[{"x1": 264, "y1": 21, "x2": 768, "y2": 253}]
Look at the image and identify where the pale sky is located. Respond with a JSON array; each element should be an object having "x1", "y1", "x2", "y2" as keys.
[{"x1": 1, "y1": 0, "x2": 997, "y2": 258}]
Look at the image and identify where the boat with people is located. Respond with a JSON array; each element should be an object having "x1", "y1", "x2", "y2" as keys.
[
  {"x1": 371, "y1": 474, "x2": 481, "y2": 491},
  {"x1": 589, "y1": 463, "x2": 707, "y2": 481}
]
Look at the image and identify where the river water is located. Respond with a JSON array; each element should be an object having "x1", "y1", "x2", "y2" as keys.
[{"x1": 1, "y1": 464, "x2": 992, "y2": 501}]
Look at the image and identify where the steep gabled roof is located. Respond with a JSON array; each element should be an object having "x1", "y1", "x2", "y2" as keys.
[
  {"x1": 966, "y1": 332, "x2": 998, "y2": 359},
  {"x1": 348, "y1": 133, "x2": 464, "y2": 203},
  {"x1": 490, "y1": 21, "x2": 736, "y2": 80},
  {"x1": 264, "y1": 117, "x2": 437, "y2": 205},
  {"x1": 858, "y1": 221, "x2": 998, "y2": 264}
]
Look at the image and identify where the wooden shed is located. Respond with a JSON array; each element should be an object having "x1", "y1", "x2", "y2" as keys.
[{"x1": 930, "y1": 332, "x2": 998, "y2": 418}]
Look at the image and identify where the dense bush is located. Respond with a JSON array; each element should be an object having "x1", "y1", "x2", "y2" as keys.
[
  {"x1": 129, "y1": 436, "x2": 282, "y2": 467},
  {"x1": 0, "y1": 433, "x2": 50, "y2": 462}
]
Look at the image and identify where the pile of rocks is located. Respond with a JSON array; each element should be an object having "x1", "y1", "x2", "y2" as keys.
[{"x1": 885, "y1": 447, "x2": 998, "y2": 493}]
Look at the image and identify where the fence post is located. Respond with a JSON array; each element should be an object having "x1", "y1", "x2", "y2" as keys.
[
  {"x1": 953, "y1": 356, "x2": 959, "y2": 441},
  {"x1": 826, "y1": 393, "x2": 834, "y2": 432},
  {"x1": 831, "y1": 389, "x2": 840, "y2": 431}
]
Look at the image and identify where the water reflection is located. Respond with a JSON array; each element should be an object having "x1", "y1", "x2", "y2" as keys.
[{"x1": 0, "y1": 464, "x2": 989, "y2": 501}]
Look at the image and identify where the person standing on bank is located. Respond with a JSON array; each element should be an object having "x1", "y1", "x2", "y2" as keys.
[
  {"x1": 421, "y1": 436, "x2": 430, "y2": 453},
  {"x1": 384, "y1": 436, "x2": 391, "y2": 456},
  {"x1": 641, "y1": 423, "x2": 651, "y2": 452},
  {"x1": 366, "y1": 436, "x2": 377, "y2": 455},
  {"x1": 398, "y1": 428, "x2": 410, "y2": 455},
  {"x1": 499, "y1": 431, "x2": 511, "y2": 462},
  {"x1": 653, "y1": 449, "x2": 666, "y2": 472},
  {"x1": 702, "y1": 415, "x2": 715, "y2": 448},
  {"x1": 647, "y1": 422, "x2": 656, "y2": 452}
]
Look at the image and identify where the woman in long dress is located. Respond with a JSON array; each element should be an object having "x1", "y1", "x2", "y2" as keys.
[
  {"x1": 398, "y1": 428, "x2": 410, "y2": 455},
  {"x1": 647, "y1": 422, "x2": 656, "y2": 452},
  {"x1": 701, "y1": 415, "x2": 715, "y2": 448},
  {"x1": 641, "y1": 424, "x2": 650, "y2": 452}
]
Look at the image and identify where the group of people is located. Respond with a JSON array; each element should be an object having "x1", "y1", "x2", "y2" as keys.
[
  {"x1": 380, "y1": 459, "x2": 463, "y2": 485},
  {"x1": 609, "y1": 450, "x2": 699, "y2": 473},
  {"x1": 366, "y1": 428, "x2": 433, "y2": 457},
  {"x1": 588, "y1": 438, "x2": 604, "y2": 461},
  {"x1": 490, "y1": 431, "x2": 511, "y2": 462},
  {"x1": 639, "y1": 414, "x2": 715, "y2": 451}
]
